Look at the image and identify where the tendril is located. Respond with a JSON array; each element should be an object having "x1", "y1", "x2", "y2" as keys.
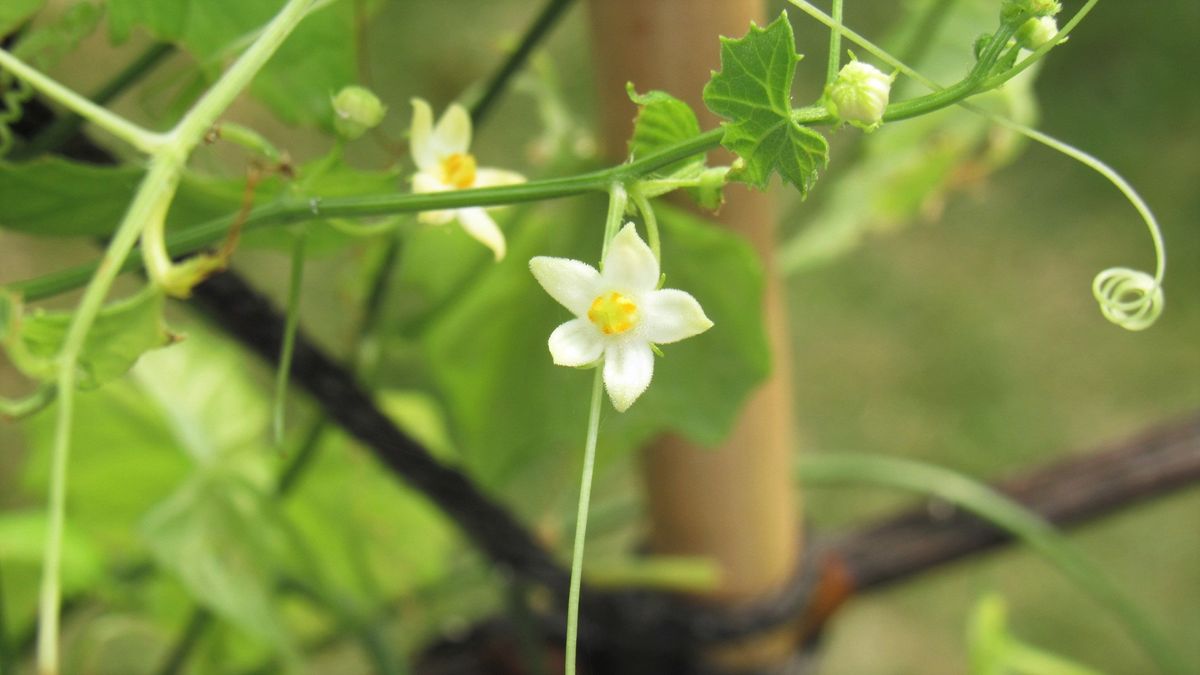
[
  {"x1": 0, "y1": 74, "x2": 33, "y2": 157},
  {"x1": 1092, "y1": 268, "x2": 1163, "y2": 332},
  {"x1": 789, "y1": 0, "x2": 1167, "y2": 331}
]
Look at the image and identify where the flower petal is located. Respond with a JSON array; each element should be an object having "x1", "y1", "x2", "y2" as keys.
[
  {"x1": 529, "y1": 257, "x2": 603, "y2": 317},
  {"x1": 548, "y1": 318, "x2": 604, "y2": 367},
  {"x1": 603, "y1": 341, "x2": 654, "y2": 412},
  {"x1": 602, "y1": 223, "x2": 659, "y2": 292},
  {"x1": 639, "y1": 289, "x2": 713, "y2": 344},
  {"x1": 419, "y1": 209, "x2": 455, "y2": 225},
  {"x1": 410, "y1": 98, "x2": 437, "y2": 171},
  {"x1": 433, "y1": 103, "x2": 472, "y2": 157},
  {"x1": 474, "y1": 167, "x2": 526, "y2": 188},
  {"x1": 412, "y1": 170, "x2": 445, "y2": 194},
  {"x1": 457, "y1": 207, "x2": 506, "y2": 260}
]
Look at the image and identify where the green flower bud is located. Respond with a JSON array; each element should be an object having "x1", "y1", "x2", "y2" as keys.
[
  {"x1": 332, "y1": 86, "x2": 386, "y2": 140},
  {"x1": 1016, "y1": 15, "x2": 1058, "y2": 50},
  {"x1": 1002, "y1": 0, "x2": 1060, "y2": 22},
  {"x1": 826, "y1": 60, "x2": 893, "y2": 131}
]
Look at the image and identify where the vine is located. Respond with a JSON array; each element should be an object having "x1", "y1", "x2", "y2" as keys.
[{"x1": 0, "y1": 1, "x2": 1180, "y2": 673}]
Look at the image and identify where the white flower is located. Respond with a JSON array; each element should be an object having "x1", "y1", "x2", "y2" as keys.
[
  {"x1": 410, "y1": 98, "x2": 525, "y2": 260},
  {"x1": 529, "y1": 223, "x2": 714, "y2": 412},
  {"x1": 826, "y1": 60, "x2": 893, "y2": 131}
]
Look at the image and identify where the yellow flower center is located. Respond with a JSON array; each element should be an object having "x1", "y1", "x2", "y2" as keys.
[
  {"x1": 587, "y1": 292, "x2": 639, "y2": 335},
  {"x1": 440, "y1": 152, "x2": 477, "y2": 189}
]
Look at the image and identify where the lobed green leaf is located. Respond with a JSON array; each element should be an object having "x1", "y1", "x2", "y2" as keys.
[{"x1": 702, "y1": 11, "x2": 828, "y2": 194}]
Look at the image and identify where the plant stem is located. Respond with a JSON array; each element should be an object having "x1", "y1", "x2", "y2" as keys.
[
  {"x1": 599, "y1": 182, "x2": 627, "y2": 266},
  {"x1": 18, "y1": 42, "x2": 173, "y2": 158},
  {"x1": 167, "y1": 0, "x2": 315, "y2": 154},
  {"x1": 154, "y1": 609, "x2": 213, "y2": 675},
  {"x1": 469, "y1": 0, "x2": 577, "y2": 126},
  {"x1": 565, "y1": 368, "x2": 604, "y2": 675},
  {"x1": 36, "y1": 153, "x2": 176, "y2": 674},
  {"x1": 6, "y1": 3, "x2": 1044, "y2": 304},
  {"x1": 980, "y1": 0, "x2": 1100, "y2": 90},
  {"x1": 796, "y1": 454, "x2": 1187, "y2": 675},
  {"x1": 629, "y1": 188, "x2": 660, "y2": 262},
  {"x1": 33, "y1": 2, "x2": 319, "y2": 672},
  {"x1": 0, "y1": 561, "x2": 10, "y2": 675},
  {"x1": 273, "y1": 230, "x2": 308, "y2": 444},
  {"x1": 0, "y1": 48, "x2": 166, "y2": 153},
  {"x1": 825, "y1": 0, "x2": 843, "y2": 87}
]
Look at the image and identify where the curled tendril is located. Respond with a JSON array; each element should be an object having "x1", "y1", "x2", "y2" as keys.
[
  {"x1": 0, "y1": 74, "x2": 34, "y2": 157},
  {"x1": 1092, "y1": 267, "x2": 1163, "y2": 332},
  {"x1": 789, "y1": 0, "x2": 1167, "y2": 332}
]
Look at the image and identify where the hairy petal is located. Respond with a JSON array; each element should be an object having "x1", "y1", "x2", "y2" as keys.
[
  {"x1": 603, "y1": 341, "x2": 654, "y2": 412},
  {"x1": 548, "y1": 319, "x2": 604, "y2": 367},
  {"x1": 602, "y1": 223, "x2": 659, "y2": 293},
  {"x1": 639, "y1": 289, "x2": 713, "y2": 344},
  {"x1": 457, "y1": 207, "x2": 506, "y2": 260},
  {"x1": 529, "y1": 257, "x2": 603, "y2": 317}
]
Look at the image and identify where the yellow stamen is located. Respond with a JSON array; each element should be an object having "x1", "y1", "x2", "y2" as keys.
[
  {"x1": 588, "y1": 292, "x2": 639, "y2": 335},
  {"x1": 440, "y1": 152, "x2": 477, "y2": 189}
]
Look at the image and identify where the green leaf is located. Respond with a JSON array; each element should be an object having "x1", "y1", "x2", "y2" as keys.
[
  {"x1": 0, "y1": 157, "x2": 271, "y2": 237},
  {"x1": 0, "y1": 511, "x2": 105, "y2": 593},
  {"x1": 627, "y1": 84, "x2": 703, "y2": 170},
  {"x1": 627, "y1": 85, "x2": 727, "y2": 210},
  {"x1": 0, "y1": 0, "x2": 43, "y2": 36},
  {"x1": 283, "y1": 424, "x2": 460, "y2": 605},
  {"x1": 0, "y1": 510, "x2": 106, "y2": 642},
  {"x1": 21, "y1": 379, "x2": 192, "y2": 551},
  {"x1": 141, "y1": 471, "x2": 296, "y2": 654},
  {"x1": 702, "y1": 12, "x2": 828, "y2": 194},
  {"x1": 422, "y1": 198, "x2": 769, "y2": 501},
  {"x1": 2, "y1": 286, "x2": 176, "y2": 389},
  {"x1": 106, "y1": 0, "x2": 358, "y2": 128},
  {"x1": 133, "y1": 330, "x2": 270, "y2": 465}
]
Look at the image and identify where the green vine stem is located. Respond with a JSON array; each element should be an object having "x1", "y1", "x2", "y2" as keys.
[
  {"x1": 795, "y1": 454, "x2": 1187, "y2": 675},
  {"x1": 8, "y1": 6, "x2": 1048, "y2": 304},
  {"x1": 565, "y1": 367, "x2": 604, "y2": 675},
  {"x1": 791, "y1": 0, "x2": 1166, "y2": 331},
  {"x1": 0, "y1": 49, "x2": 165, "y2": 154},
  {"x1": 274, "y1": 230, "x2": 308, "y2": 444},
  {"x1": 6, "y1": 1, "x2": 321, "y2": 671},
  {"x1": 825, "y1": 0, "x2": 844, "y2": 87},
  {"x1": 16, "y1": 42, "x2": 174, "y2": 159}
]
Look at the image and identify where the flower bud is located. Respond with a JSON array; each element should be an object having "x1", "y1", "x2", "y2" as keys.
[
  {"x1": 1016, "y1": 15, "x2": 1058, "y2": 50},
  {"x1": 826, "y1": 61, "x2": 892, "y2": 130},
  {"x1": 1002, "y1": 0, "x2": 1060, "y2": 21},
  {"x1": 332, "y1": 86, "x2": 387, "y2": 140}
]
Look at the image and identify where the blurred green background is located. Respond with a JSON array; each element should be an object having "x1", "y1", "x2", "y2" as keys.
[{"x1": 1, "y1": 0, "x2": 1197, "y2": 673}]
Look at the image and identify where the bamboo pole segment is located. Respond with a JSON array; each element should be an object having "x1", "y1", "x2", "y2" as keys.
[{"x1": 587, "y1": 1, "x2": 803, "y2": 669}]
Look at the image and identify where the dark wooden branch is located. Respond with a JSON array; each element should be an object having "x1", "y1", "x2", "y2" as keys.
[{"x1": 827, "y1": 413, "x2": 1200, "y2": 593}]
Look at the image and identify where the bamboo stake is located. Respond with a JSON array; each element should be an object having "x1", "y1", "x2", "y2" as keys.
[{"x1": 587, "y1": 0, "x2": 803, "y2": 669}]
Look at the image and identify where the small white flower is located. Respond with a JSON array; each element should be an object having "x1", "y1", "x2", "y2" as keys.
[
  {"x1": 530, "y1": 223, "x2": 714, "y2": 412},
  {"x1": 410, "y1": 98, "x2": 525, "y2": 260},
  {"x1": 826, "y1": 60, "x2": 894, "y2": 131}
]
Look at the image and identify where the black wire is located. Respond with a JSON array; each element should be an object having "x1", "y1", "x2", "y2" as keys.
[{"x1": 468, "y1": 0, "x2": 577, "y2": 127}]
